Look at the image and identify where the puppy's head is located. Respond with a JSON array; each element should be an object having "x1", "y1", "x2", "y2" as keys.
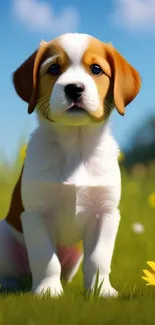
[{"x1": 13, "y1": 33, "x2": 141, "y2": 126}]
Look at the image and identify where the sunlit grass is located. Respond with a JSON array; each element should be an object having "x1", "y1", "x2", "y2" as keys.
[{"x1": 0, "y1": 145, "x2": 155, "y2": 324}]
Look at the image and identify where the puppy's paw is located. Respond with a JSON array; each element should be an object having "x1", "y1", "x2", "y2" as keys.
[
  {"x1": 33, "y1": 277, "x2": 63, "y2": 297},
  {"x1": 100, "y1": 276, "x2": 118, "y2": 298},
  {"x1": 101, "y1": 285, "x2": 118, "y2": 298}
]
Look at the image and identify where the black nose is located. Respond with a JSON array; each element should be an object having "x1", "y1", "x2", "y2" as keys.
[{"x1": 64, "y1": 83, "x2": 84, "y2": 101}]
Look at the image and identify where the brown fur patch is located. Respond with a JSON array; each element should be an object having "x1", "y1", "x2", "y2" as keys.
[
  {"x1": 37, "y1": 41, "x2": 69, "y2": 101},
  {"x1": 6, "y1": 168, "x2": 24, "y2": 232},
  {"x1": 13, "y1": 39, "x2": 70, "y2": 114},
  {"x1": 82, "y1": 37, "x2": 141, "y2": 117},
  {"x1": 104, "y1": 44, "x2": 141, "y2": 115},
  {"x1": 82, "y1": 38, "x2": 112, "y2": 120}
]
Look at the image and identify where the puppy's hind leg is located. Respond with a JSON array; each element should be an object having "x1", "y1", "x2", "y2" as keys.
[{"x1": 0, "y1": 219, "x2": 21, "y2": 291}]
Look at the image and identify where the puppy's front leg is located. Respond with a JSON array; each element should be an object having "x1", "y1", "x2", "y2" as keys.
[
  {"x1": 21, "y1": 211, "x2": 63, "y2": 296},
  {"x1": 83, "y1": 208, "x2": 120, "y2": 298}
]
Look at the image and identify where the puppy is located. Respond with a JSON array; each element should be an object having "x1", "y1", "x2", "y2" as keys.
[{"x1": 0, "y1": 33, "x2": 141, "y2": 297}]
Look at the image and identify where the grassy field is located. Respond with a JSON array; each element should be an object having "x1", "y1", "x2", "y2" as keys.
[{"x1": 0, "y1": 156, "x2": 155, "y2": 324}]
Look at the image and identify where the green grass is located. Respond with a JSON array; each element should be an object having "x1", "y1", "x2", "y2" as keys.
[{"x1": 0, "y1": 159, "x2": 155, "y2": 324}]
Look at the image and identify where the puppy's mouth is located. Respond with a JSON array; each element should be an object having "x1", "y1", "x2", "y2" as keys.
[{"x1": 67, "y1": 105, "x2": 86, "y2": 114}]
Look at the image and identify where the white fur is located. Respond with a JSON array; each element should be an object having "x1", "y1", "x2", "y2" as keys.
[
  {"x1": 50, "y1": 67, "x2": 100, "y2": 121},
  {"x1": 59, "y1": 33, "x2": 90, "y2": 64},
  {"x1": 21, "y1": 121, "x2": 121, "y2": 297}
]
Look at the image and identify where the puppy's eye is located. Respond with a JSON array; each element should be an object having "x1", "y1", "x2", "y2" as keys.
[
  {"x1": 47, "y1": 64, "x2": 60, "y2": 76},
  {"x1": 91, "y1": 64, "x2": 103, "y2": 75}
]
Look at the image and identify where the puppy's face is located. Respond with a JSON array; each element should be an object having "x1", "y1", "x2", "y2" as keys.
[{"x1": 13, "y1": 33, "x2": 141, "y2": 126}]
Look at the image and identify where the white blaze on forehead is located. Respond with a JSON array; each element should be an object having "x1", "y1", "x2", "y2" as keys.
[{"x1": 58, "y1": 33, "x2": 90, "y2": 64}]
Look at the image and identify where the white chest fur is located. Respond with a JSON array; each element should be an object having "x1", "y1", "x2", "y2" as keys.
[{"x1": 21, "y1": 122, "x2": 121, "y2": 246}]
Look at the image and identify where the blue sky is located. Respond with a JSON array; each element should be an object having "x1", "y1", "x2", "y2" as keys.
[{"x1": 0, "y1": 0, "x2": 155, "y2": 161}]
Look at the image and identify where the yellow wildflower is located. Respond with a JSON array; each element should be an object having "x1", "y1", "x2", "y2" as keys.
[
  {"x1": 118, "y1": 151, "x2": 125, "y2": 162},
  {"x1": 148, "y1": 193, "x2": 155, "y2": 208},
  {"x1": 19, "y1": 144, "x2": 27, "y2": 159},
  {"x1": 142, "y1": 261, "x2": 155, "y2": 286}
]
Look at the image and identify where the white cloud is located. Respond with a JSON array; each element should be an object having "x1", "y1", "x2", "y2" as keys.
[
  {"x1": 111, "y1": 0, "x2": 155, "y2": 32},
  {"x1": 13, "y1": 0, "x2": 79, "y2": 34}
]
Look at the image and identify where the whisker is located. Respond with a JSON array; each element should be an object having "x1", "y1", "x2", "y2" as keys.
[
  {"x1": 37, "y1": 99, "x2": 53, "y2": 122},
  {"x1": 37, "y1": 96, "x2": 50, "y2": 106},
  {"x1": 38, "y1": 94, "x2": 50, "y2": 101},
  {"x1": 103, "y1": 99, "x2": 114, "y2": 109},
  {"x1": 103, "y1": 99, "x2": 114, "y2": 119},
  {"x1": 39, "y1": 103, "x2": 49, "y2": 115}
]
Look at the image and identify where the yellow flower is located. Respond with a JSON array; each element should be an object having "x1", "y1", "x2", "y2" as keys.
[
  {"x1": 118, "y1": 151, "x2": 125, "y2": 162},
  {"x1": 148, "y1": 193, "x2": 155, "y2": 208},
  {"x1": 142, "y1": 261, "x2": 155, "y2": 286},
  {"x1": 19, "y1": 144, "x2": 27, "y2": 159}
]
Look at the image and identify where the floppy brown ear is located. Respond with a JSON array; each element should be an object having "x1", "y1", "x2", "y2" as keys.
[
  {"x1": 13, "y1": 40, "x2": 48, "y2": 114},
  {"x1": 105, "y1": 44, "x2": 141, "y2": 115}
]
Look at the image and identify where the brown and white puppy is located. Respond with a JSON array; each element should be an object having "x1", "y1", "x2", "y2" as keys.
[{"x1": 0, "y1": 33, "x2": 141, "y2": 297}]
